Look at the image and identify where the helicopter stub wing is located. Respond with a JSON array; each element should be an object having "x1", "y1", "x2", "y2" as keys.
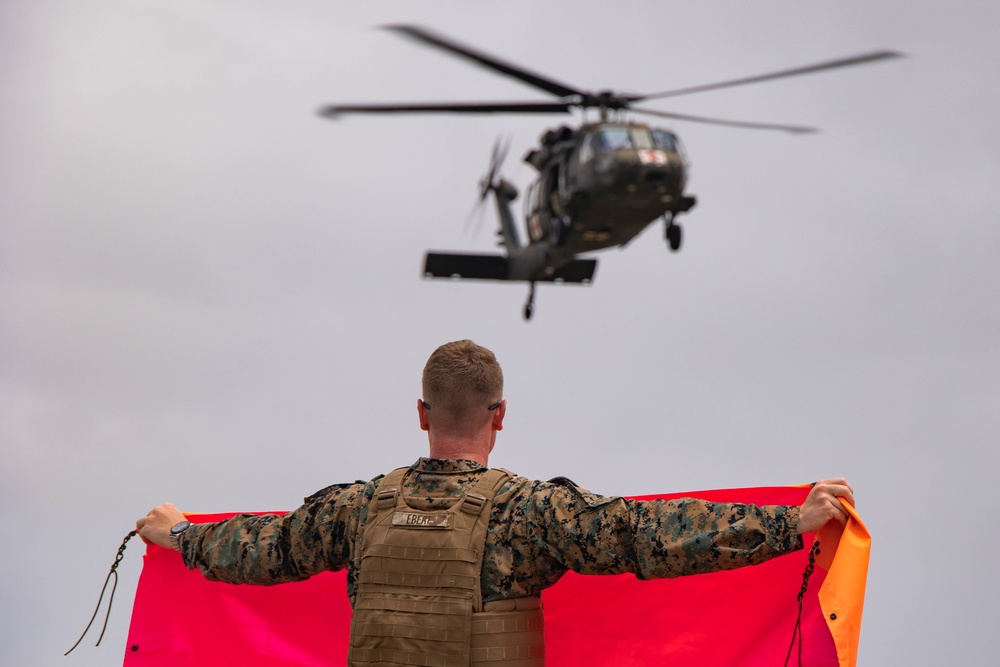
[{"x1": 424, "y1": 252, "x2": 596, "y2": 283}]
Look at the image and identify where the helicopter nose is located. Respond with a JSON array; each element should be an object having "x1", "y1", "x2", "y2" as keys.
[
  {"x1": 643, "y1": 163, "x2": 682, "y2": 191},
  {"x1": 645, "y1": 170, "x2": 667, "y2": 186}
]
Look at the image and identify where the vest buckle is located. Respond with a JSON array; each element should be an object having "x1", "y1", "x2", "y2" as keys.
[
  {"x1": 376, "y1": 488, "x2": 397, "y2": 510},
  {"x1": 462, "y1": 492, "x2": 488, "y2": 516}
]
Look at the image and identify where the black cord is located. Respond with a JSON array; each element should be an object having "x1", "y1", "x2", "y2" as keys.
[
  {"x1": 65, "y1": 530, "x2": 137, "y2": 656},
  {"x1": 783, "y1": 540, "x2": 820, "y2": 667}
]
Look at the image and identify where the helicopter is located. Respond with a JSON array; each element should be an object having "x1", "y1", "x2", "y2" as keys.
[{"x1": 320, "y1": 25, "x2": 901, "y2": 320}]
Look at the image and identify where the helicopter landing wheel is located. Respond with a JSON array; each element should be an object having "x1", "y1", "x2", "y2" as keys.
[
  {"x1": 523, "y1": 282, "x2": 536, "y2": 321},
  {"x1": 666, "y1": 223, "x2": 683, "y2": 252}
]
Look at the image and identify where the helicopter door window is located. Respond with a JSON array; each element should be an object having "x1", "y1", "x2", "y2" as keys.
[{"x1": 598, "y1": 127, "x2": 631, "y2": 150}]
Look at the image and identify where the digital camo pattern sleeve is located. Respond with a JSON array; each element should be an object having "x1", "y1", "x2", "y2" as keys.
[
  {"x1": 176, "y1": 481, "x2": 373, "y2": 585},
  {"x1": 517, "y1": 478, "x2": 802, "y2": 582}
]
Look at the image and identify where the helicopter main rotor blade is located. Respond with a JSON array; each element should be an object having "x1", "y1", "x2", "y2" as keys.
[
  {"x1": 633, "y1": 50, "x2": 904, "y2": 102},
  {"x1": 631, "y1": 106, "x2": 817, "y2": 134},
  {"x1": 319, "y1": 101, "x2": 573, "y2": 118},
  {"x1": 384, "y1": 24, "x2": 586, "y2": 99}
]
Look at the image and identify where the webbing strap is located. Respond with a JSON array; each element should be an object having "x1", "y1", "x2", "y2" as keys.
[
  {"x1": 353, "y1": 620, "x2": 469, "y2": 643},
  {"x1": 470, "y1": 612, "x2": 544, "y2": 635},
  {"x1": 355, "y1": 596, "x2": 470, "y2": 616},
  {"x1": 482, "y1": 597, "x2": 541, "y2": 613},
  {"x1": 471, "y1": 649, "x2": 545, "y2": 666},
  {"x1": 366, "y1": 543, "x2": 478, "y2": 563},
  {"x1": 351, "y1": 647, "x2": 468, "y2": 667},
  {"x1": 357, "y1": 569, "x2": 479, "y2": 590}
]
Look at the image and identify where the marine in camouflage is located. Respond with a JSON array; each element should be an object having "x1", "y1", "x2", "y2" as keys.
[{"x1": 178, "y1": 457, "x2": 801, "y2": 603}]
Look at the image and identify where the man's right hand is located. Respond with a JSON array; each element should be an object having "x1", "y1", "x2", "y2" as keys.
[
  {"x1": 136, "y1": 502, "x2": 188, "y2": 550},
  {"x1": 796, "y1": 478, "x2": 855, "y2": 534}
]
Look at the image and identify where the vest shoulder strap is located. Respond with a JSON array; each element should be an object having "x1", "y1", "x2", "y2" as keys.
[
  {"x1": 483, "y1": 467, "x2": 513, "y2": 493},
  {"x1": 459, "y1": 468, "x2": 510, "y2": 518},
  {"x1": 369, "y1": 467, "x2": 408, "y2": 514}
]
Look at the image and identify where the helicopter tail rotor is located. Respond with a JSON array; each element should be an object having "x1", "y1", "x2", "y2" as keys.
[
  {"x1": 479, "y1": 135, "x2": 511, "y2": 201},
  {"x1": 468, "y1": 136, "x2": 514, "y2": 241},
  {"x1": 463, "y1": 197, "x2": 490, "y2": 236}
]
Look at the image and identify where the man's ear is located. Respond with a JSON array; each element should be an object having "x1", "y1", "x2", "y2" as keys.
[
  {"x1": 417, "y1": 399, "x2": 430, "y2": 431},
  {"x1": 492, "y1": 399, "x2": 506, "y2": 431}
]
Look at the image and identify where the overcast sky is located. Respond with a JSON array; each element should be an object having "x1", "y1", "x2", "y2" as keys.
[{"x1": 2, "y1": 2, "x2": 998, "y2": 665}]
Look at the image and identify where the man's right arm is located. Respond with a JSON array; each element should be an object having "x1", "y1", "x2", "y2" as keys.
[{"x1": 140, "y1": 482, "x2": 368, "y2": 586}]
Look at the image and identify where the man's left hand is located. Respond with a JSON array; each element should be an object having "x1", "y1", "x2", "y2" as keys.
[{"x1": 797, "y1": 478, "x2": 855, "y2": 534}]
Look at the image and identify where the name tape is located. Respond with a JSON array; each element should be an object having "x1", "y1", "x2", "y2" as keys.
[{"x1": 391, "y1": 512, "x2": 453, "y2": 529}]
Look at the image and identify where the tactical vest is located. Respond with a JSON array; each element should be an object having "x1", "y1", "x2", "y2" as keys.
[{"x1": 349, "y1": 467, "x2": 545, "y2": 667}]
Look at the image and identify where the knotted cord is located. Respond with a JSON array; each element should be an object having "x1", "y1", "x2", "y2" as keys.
[
  {"x1": 65, "y1": 530, "x2": 137, "y2": 656},
  {"x1": 783, "y1": 539, "x2": 821, "y2": 667}
]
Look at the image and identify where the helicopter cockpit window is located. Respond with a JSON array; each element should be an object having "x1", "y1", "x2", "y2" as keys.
[
  {"x1": 598, "y1": 127, "x2": 632, "y2": 150},
  {"x1": 652, "y1": 130, "x2": 681, "y2": 153},
  {"x1": 629, "y1": 126, "x2": 654, "y2": 150}
]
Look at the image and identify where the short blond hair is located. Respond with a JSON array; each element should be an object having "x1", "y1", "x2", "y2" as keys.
[{"x1": 422, "y1": 340, "x2": 503, "y2": 421}]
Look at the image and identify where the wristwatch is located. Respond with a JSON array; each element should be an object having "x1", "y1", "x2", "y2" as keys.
[{"x1": 169, "y1": 520, "x2": 192, "y2": 551}]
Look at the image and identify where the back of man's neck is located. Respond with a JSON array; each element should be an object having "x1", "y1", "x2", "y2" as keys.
[{"x1": 428, "y1": 438, "x2": 489, "y2": 466}]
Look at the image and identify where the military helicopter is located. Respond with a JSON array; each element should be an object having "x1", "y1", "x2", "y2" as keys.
[{"x1": 320, "y1": 25, "x2": 901, "y2": 319}]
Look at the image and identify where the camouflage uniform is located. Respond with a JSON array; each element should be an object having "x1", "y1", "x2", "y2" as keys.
[{"x1": 178, "y1": 457, "x2": 802, "y2": 602}]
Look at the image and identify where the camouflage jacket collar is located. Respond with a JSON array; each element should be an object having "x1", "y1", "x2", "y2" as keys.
[{"x1": 411, "y1": 457, "x2": 487, "y2": 474}]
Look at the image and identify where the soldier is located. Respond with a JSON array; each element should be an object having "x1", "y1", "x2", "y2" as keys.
[{"x1": 137, "y1": 339, "x2": 854, "y2": 666}]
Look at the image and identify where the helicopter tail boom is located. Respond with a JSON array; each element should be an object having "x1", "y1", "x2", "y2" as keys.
[{"x1": 424, "y1": 252, "x2": 596, "y2": 283}]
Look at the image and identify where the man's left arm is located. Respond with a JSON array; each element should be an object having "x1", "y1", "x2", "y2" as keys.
[
  {"x1": 528, "y1": 480, "x2": 801, "y2": 580},
  {"x1": 531, "y1": 476, "x2": 854, "y2": 581},
  {"x1": 627, "y1": 496, "x2": 803, "y2": 578},
  {"x1": 628, "y1": 476, "x2": 856, "y2": 578}
]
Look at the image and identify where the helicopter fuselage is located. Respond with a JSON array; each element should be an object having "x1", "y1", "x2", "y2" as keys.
[
  {"x1": 520, "y1": 121, "x2": 695, "y2": 262},
  {"x1": 423, "y1": 120, "x2": 697, "y2": 318}
]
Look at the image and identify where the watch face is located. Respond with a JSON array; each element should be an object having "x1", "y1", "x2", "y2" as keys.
[{"x1": 170, "y1": 520, "x2": 192, "y2": 536}]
